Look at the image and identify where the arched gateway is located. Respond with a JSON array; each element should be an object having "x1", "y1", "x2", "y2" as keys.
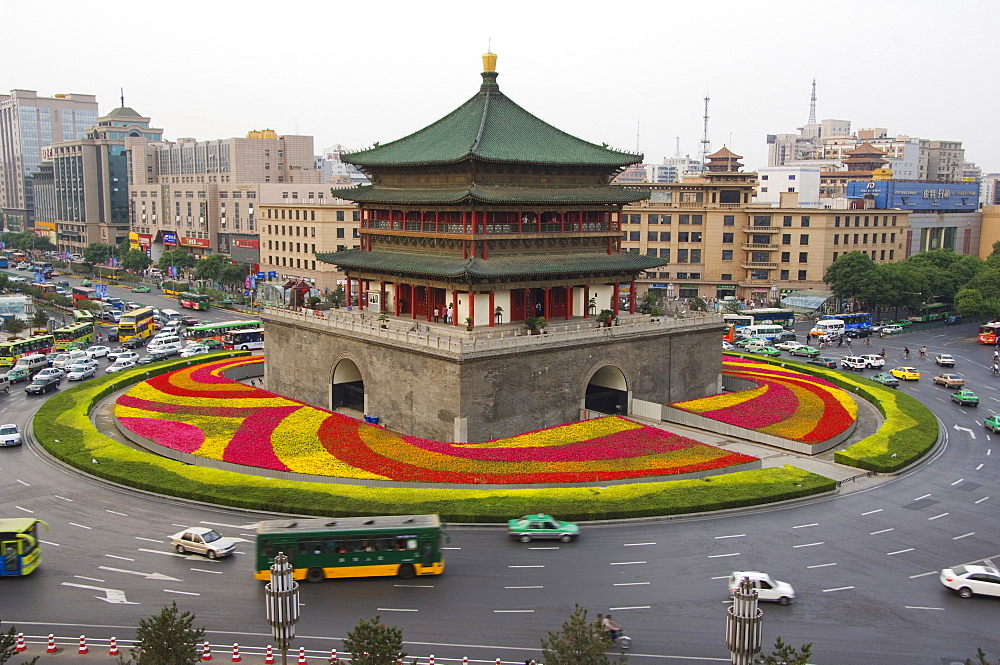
[
  {"x1": 585, "y1": 365, "x2": 628, "y2": 416},
  {"x1": 331, "y1": 359, "x2": 364, "y2": 413}
]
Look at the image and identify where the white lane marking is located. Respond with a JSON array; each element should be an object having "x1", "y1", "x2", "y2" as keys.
[
  {"x1": 609, "y1": 605, "x2": 651, "y2": 610},
  {"x1": 200, "y1": 520, "x2": 257, "y2": 530},
  {"x1": 793, "y1": 542, "x2": 825, "y2": 548},
  {"x1": 105, "y1": 554, "x2": 134, "y2": 561},
  {"x1": 508, "y1": 565, "x2": 545, "y2": 568},
  {"x1": 792, "y1": 523, "x2": 819, "y2": 529},
  {"x1": 98, "y1": 566, "x2": 181, "y2": 582},
  {"x1": 504, "y1": 586, "x2": 543, "y2": 589},
  {"x1": 494, "y1": 610, "x2": 534, "y2": 613},
  {"x1": 870, "y1": 528, "x2": 894, "y2": 535},
  {"x1": 106, "y1": 510, "x2": 128, "y2": 517},
  {"x1": 74, "y1": 575, "x2": 105, "y2": 582},
  {"x1": 61, "y1": 582, "x2": 137, "y2": 604},
  {"x1": 138, "y1": 548, "x2": 188, "y2": 558},
  {"x1": 861, "y1": 509, "x2": 883, "y2": 515},
  {"x1": 976, "y1": 463, "x2": 984, "y2": 470},
  {"x1": 710, "y1": 575, "x2": 729, "y2": 580},
  {"x1": 529, "y1": 547, "x2": 559, "y2": 550},
  {"x1": 708, "y1": 552, "x2": 741, "y2": 558},
  {"x1": 928, "y1": 513, "x2": 949, "y2": 520},
  {"x1": 975, "y1": 496, "x2": 990, "y2": 504},
  {"x1": 15, "y1": 506, "x2": 33, "y2": 513},
  {"x1": 610, "y1": 561, "x2": 646, "y2": 565},
  {"x1": 240, "y1": 534, "x2": 257, "y2": 538},
  {"x1": 171, "y1": 524, "x2": 190, "y2": 528},
  {"x1": 614, "y1": 582, "x2": 651, "y2": 586},
  {"x1": 40, "y1": 540, "x2": 60, "y2": 547},
  {"x1": 915, "y1": 494, "x2": 932, "y2": 501},
  {"x1": 441, "y1": 547, "x2": 462, "y2": 550},
  {"x1": 376, "y1": 608, "x2": 418, "y2": 612},
  {"x1": 905, "y1": 606, "x2": 945, "y2": 611},
  {"x1": 807, "y1": 563, "x2": 837, "y2": 569},
  {"x1": 822, "y1": 586, "x2": 855, "y2": 592},
  {"x1": 951, "y1": 479, "x2": 964, "y2": 486},
  {"x1": 909, "y1": 571, "x2": 937, "y2": 579},
  {"x1": 887, "y1": 548, "x2": 915, "y2": 556},
  {"x1": 16, "y1": 479, "x2": 29, "y2": 486},
  {"x1": 624, "y1": 542, "x2": 657, "y2": 546},
  {"x1": 393, "y1": 584, "x2": 434, "y2": 588},
  {"x1": 69, "y1": 523, "x2": 92, "y2": 530},
  {"x1": 135, "y1": 537, "x2": 163, "y2": 543},
  {"x1": 163, "y1": 589, "x2": 200, "y2": 596},
  {"x1": 714, "y1": 534, "x2": 745, "y2": 539},
  {"x1": 54, "y1": 495, "x2": 74, "y2": 502},
  {"x1": 191, "y1": 568, "x2": 223, "y2": 574},
  {"x1": 953, "y1": 532, "x2": 976, "y2": 540}
]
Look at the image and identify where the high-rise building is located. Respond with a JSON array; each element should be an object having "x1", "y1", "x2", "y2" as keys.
[
  {"x1": 49, "y1": 104, "x2": 163, "y2": 254},
  {"x1": 0, "y1": 90, "x2": 98, "y2": 231}
]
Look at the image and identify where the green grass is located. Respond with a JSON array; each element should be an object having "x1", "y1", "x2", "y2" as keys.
[
  {"x1": 728, "y1": 353, "x2": 938, "y2": 473},
  {"x1": 32, "y1": 353, "x2": 837, "y2": 521}
]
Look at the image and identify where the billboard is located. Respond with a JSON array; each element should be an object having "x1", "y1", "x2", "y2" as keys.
[{"x1": 847, "y1": 180, "x2": 980, "y2": 212}]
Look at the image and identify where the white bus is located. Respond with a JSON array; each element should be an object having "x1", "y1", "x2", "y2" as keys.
[
  {"x1": 160, "y1": 308, "x2": 183, "y2": 323},
  {"x1": 738, "y1": 324, "x2": 786, "y2": 341},
  {"x1": 809, "y1": 319, "x2": 845, "y2": 338},
  {"x1": 225, "y1": 328, "x2": 265, "y2": 351}
]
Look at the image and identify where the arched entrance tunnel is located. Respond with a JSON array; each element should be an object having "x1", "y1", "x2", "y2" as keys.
[
  {"x1": 332, "y1": 359, "x2": 365, "y2": 412},
  {"x1": 585, "y1": 365, "x2": 628, "y2": 416}
]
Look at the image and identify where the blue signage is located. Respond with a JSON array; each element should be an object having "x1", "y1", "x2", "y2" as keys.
[
  {"x1": 848, "y1": 180, "x2": 980, "y2": 212},
  {"x1": 267, "y1": 271, "x2": 277, "y2": 279},
  {"x1": 256, "y1": 272, "x2": 266, "y2": 279},
  {"x1": 162, "y1": 232, "x2": 177, "y2": 245}
]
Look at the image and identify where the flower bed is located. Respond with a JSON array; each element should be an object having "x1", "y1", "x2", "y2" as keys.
[
  {"x1": 670, "y1": 356, "x2": 858, "y2": 444},
  {"x1": 114, "y1": 357, "x2": 759, "y2": 484}
]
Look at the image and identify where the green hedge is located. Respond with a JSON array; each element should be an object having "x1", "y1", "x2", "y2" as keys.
[
  {"x1": 31, "y1": 354, "x2": 835, "y2": 521},
  {"x1": 729, "y1": 353, "x2": 938, "y2": 473}
]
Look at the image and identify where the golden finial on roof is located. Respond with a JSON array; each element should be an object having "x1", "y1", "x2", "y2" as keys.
[{"x1": 482, "y1": 51, "x2": 497, "y2": 73}]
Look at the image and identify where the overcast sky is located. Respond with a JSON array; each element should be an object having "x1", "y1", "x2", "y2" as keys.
[{"x1": 7, "y1": 0, "x2": 998, "y2": 173}]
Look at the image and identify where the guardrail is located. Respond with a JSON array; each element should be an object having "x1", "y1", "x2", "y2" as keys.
[{"x1": 835, "y1": 470, "x2": 877, "y2": 486}]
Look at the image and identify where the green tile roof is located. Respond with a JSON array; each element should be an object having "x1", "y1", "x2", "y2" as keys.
[
  {"x1": 342, "y1": 72, "x2": 642, "y2": 168},
  {"x1": 328, "y1": 184, "x2": 649, "y2": 205},
  {"x1": 315, "y1": 250, "x2": 667, "y2": 279}
]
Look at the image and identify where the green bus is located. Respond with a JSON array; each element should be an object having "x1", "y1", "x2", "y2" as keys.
[
  {"x1": 178, "y1": 292, "x2": 212, "y2": 311},
  {"x1": 73, "y1": 309, "x2": 96, "y2": 325},
  {"x1": 907, "y1": 303, "x2": 952, "y2": 322},
  {"x1": 0, "y1": 334, "x2": 56, "y2": 367},
  {"x1": 185, "y1": 319, "x2": 261, "y2": 345},
  {"x1": 1, "y1": 518, "x2": 49, "y2": 577},
  {"x1": 254, "y1": 515, "x2": 447, "y2": 583},
  {"x1": 53, "y1": 321, "x2": 95, "y2": 351}
]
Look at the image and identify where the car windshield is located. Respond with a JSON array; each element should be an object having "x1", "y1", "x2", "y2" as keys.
[
  {"x1": 0, "y1": 426, "x2": 17, "y2": 435},
  {"x1": 30, "y1": 379, "x2": 47, "y2": 384},
  {"x1": 202, "y1": 530, "x2": 222, "y2": 543}
]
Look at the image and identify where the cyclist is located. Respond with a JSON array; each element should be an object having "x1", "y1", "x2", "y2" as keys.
[
  {"x1": 880, "y1": 348, "x2": 887, "y2": 358},
  {"x1": 919, "y1": 346, "x2": 927, "y2": 358},
  {"x1": 864, "y1": 336, "x2": 872, "y2": 347},
  {"x1": 902, "y1": 347, "x2": 910, "y2": 360}
]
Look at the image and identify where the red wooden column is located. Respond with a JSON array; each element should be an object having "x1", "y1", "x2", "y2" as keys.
[
  {"x1": 583, "y1": 285, "x2": 590, "y2": 318},
  {"x1": 488, "y1": 291, "x2": 495, "y2": 327},
  {"x1": 468, "y1": 291, "x2": 475, "y2": 326},
  {"x1": 565, "y1": 286, "x2": 571, "y2": 320},
  {"x1": 612, "y1": 282, "x2": 620, "y2": 316},
  {"x1": 380, "y1": 281, "x2": 386, "y2": 312},
  {"x1": 345, "y1": 276, "x2": 353, "y2": 308},
  {"x1": 629, "y1": 281, "x2": 636, "y2": 314},
  {"x1": 410, "y1": 284, "x2": 416, "y2": 320},
  {"x1": 425, "y1": 286, "x2": 432, "y2": 322},
  {"x1": 394, "y1": 281, "x2": 401, "y2": 316},
  {"x1": 543, "y1": 287, "x2": 550, "y2": 318},
  {"x1": 451, "y1": 290, "x2": 458, "y2": 326}
]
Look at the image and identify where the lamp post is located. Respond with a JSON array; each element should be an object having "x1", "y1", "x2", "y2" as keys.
[
  {"x1": 264, "y1": 552, "x2": 300, "y2": 665},
  {"x1": 666, "y1": 283, "x2": 675, "y2": 307},
  {"x1": 726, "y1": 576, "x2": 763, "y2": 664},
  {"x1": 769, "y1": 284, "x2": 780, "y2": 308}
]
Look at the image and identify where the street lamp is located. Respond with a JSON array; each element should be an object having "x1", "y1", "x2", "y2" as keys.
[
  {"x1": 769, "y1": 284, "x2": 779, "y2": 307},
  {"x1": 726, "y1": 576, "x2": 763, "y2": 665},
  {"x1": 264, "y1": 552, "x2": 300, "y2": 665}
]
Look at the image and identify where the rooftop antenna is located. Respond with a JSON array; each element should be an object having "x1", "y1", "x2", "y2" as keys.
[
  {"x1": 635, "y1": 118, "x2": 640, "y2": 153},
  {"x1": 699, "y1": 90, "x2": 711, "y2": 168},
  {"x1": 120, "y1": 87, "x2": 125, "y2": 108},
  {"x1": 807, "y1": 78, "x2": 817, "y2": 125},
  {"x1": 674, "y1": 136, "x2": 681, "y2": 159}
]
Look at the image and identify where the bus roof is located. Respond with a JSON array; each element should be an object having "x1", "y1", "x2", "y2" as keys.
[
  {"x1": 0, "y1": 518, "x2": 47, "y2": 533},
  {"x1": 257, "y1": 514, "x2": 441, "y2": 536},
  {"x1": 191, "y1": 319, "x2": 260, "y2": 330}
]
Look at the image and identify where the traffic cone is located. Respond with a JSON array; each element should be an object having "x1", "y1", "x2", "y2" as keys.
[
  {"x1": 14, "y1": 634, "x2": 25, "y2": 653},
  {"x1": 429, "y1": 656, "x2": 434, "y2": 665},
  {"x1": 109, "y1": 636, "x2": 120, "y2": 656},
  {"x1": 264, "y1": 645, "x2": 274, "y2": 665},
  {"x1": 46, "y1": 635, "x2": 57, "y2": 653},
  {"x1": 329, "y1": 649, "x2": 336, "y2": 664},
  {"x1": 462, "y1": 658, "x2": 468, "y2": 665},
  {"x1": 202, "y1": 641, "x2": 213, "y2": 661},
  {"x1": 297, "y1": 647, "x2": 307, "y2": 665},
  {"x1": 231, "y1": 643, "x2": 241, "y2": 663},
  {"x1": 79, "y1": 635, "x2": 89, "y2": 655}
]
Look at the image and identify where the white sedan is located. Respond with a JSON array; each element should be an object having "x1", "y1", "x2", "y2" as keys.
[
  {"x1": 169, "y1": 527, "x2": 237, "y2": 559},
  {"x1": 0, "y1": 423, "x2": 22, "y2": 447},
  {"x1": 105, "y1": 358, "x2": 138, "y2": 373},
  {"x1": 180, "y1": 345, "x2": 209, "y2": 358},
  {"x1": 940, "y1": 564, "x2": 1000, "y2": 598},
  {"x1": 87, "y1": 345, "x2": 111, "y2": 358},
  {"x1": 774, "y1": 340, "x2": 803, "y2": 351},
  {"x1": 66, "y1": 363, "x2": 97, "y2": 381},
  {"x1": 728, "y1": 571, "x2": 796, "y2": 605}
]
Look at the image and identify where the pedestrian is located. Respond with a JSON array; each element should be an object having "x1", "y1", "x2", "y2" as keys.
[
  {"x1": 903, "y1": 346, "x2": 910, "y2": 360},
  {"x1": 836, "y1": 336, "x2": 843, "y2": 347},
  {"x1": 446, "y1": 305, "x2": 453, "y2": 325},
  {"x1": 880, "y1": 348, "x2": 886, "y2": 358},
  {"x1": 433, "y1": 306, "x2": 440, "y2": 323}
]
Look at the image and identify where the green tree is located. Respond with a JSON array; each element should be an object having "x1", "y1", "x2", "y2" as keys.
[
  {"x1": 823, "y1": 251, "x2": 877, "y2": 303},
  {"x1": 1, "y1": 317, "x2": 27, "y2": 339},
  {"x1": 31, "y1": 310, "x2": 48, "y2": 330},
  {"x1": 194, "y1": 253, "x2": 232, "y2": 283},
  {"x1": 82, "y1": 242, "x2": 115, "y2": 265},
  {"x1": 342, "y1": 615, "x2": 406, "y2": 665},
  {"x1": 754, "y1": 636, "x2": 812, "y2": 665},
  {"x1": 119, "y1": 601, "x2": 205, "y2": 665},
  {"x1": 904, "y1": 249, "x2": 984, "y2": 303},
  {"x1": 540, "y1": 604, "x2": 624, "y2": 665},
  {"x1": 0, "y1": 625, "x2": 40, "y2": 665},
  {"x1": 158, "y1": 249, "x2": 197, "y2": 274},
  {"x1": 217, "y1": 263, "x2": 246, "y2": 290},
  {"x1": 721, "y1": 299, "x2": 743, "y2": 315},
  {"x1": 120, "y1": 249, "x2": 153, "y2": 273},
  {"x1": 325, "y1": 286, "x2": 346, "y2": 307},
  {"x1": 966, "y1": 647, "x2": 1000, "y2": 665},
  {"x1": 955, "y1": 286, "x2": 1000, "y2": 323}
]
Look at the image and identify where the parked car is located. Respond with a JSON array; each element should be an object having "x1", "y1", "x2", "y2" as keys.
[
  {"x1": 871, "y1": 372, "x2": 899, "y2": 388},
  {"x1": 3, "y1": 367, "x2": 31, "y2": 384},
  {"x1": 787, "y1": 345, "x2": 820, "y2": 358},
  {"x1": 26, "y1": 375, "x2": 60, "y2": 394},
  {"x1": 952, "y1": 389, "x2": 979, "y2": 407},
  {"x1": 939, "y1": 564, "x2": 1000, "y2": 598},
  {"x1": 131, "y1": 286, "x2": 151, "y2": 293},
  {"x1": 881, "y1": 325, "x2": 904, "y2": 335},
  {"x1": 507, "y1": 514, "x2": 580, "y2": 543},
  {"x1": 728, "y1": 571, "x2": 795, "y2": 605},
  {"x1": 933, "y1": 373, "x2": 965, "y2": 388},
  {"x1": 0, "y1": 423, "x2": 22, "y2": 447},
  {"x1": 889, "y1": 366, "x2": 920, "y2": 380},
  {"x1": 808, "y1": 357, "x2": 838, "y2": 369},
  {"x1": 858, "y1": 354, "x2": 886, "y2": 369},
  {"x1": 935, "y1": 354, "x2": 956, "y2": 367},
  {"x1": 983, "y1": 415, "x2": 1000, "y2": 433},
  {"x1": 105, "y1": 358, "x2": 138, "y2": 373},
  {"x1": 840, "y1": 356, "x2": 867, "y2": 371},
  {"x1": 169, "y1": 527, "x2": 237, "y2": 559}
]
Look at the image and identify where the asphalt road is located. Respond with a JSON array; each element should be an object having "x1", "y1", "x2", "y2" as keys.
[{"x1": 1, "y1": 305, "x2": 997, "y2": 665}]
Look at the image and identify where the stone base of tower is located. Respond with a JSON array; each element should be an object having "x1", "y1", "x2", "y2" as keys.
[{"x1": 262, "y1": 308, "x2": 724, "y2": 443}]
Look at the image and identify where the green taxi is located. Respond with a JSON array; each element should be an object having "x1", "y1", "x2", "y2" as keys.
[
  {"x1": 80, "y1": 280, "x2": 92, "y2": 287},
  {"x1": 507, "y1": 514, "x2": 580, "y2": 543},
  {"x1": 132, "y1": 285, "x2": 151, "y2": 293},
  {"x1": 871, "y1": 372, "x2": 899, "y2": 388},
  {"x1": 750, "y1": 345, "x2": 782, "y2": 358},
  {"x1": 952, "y1": 389, "x2": 979, "y2": 407},
  {"x1": 3, "y1": 367, "x2": 31, "y2": 383},
  {"x1": 984, "y1": 415, "x2": 1000, "y2": 433}
]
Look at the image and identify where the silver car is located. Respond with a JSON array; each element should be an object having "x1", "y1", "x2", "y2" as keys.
[{"x1": 169, "y1": 527, "x2": 237, "y2": 559}]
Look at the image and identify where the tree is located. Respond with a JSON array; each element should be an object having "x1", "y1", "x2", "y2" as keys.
[
  {"x1": 325, "y1": 286, "x2": 346, "y2": 307},
  {"x1": 540, "y1": 604, "x2": 624, "y2": 665},
  {"x1": 158, "y1": 249, "x2": 197, "y2": 274},
  {"x1": 955, "y1": 286, "x2": 1000, "y2": 323},
  {"x1": 118, "y1": 601, "x2": 205, "y2": 665},
  {"x1": 0, "y1": 625, "x2": 40, "y2": 665},
  {"x1": 342, "y1": 615, "x2": 406, "y2": 665},
  {"x1": 31, "y1": 310, "x2": 48, "y2": 330},
  {"x1": 82, "y1": 242, "x2": 115, "y2": 265},
  {"x1": 194, "y1": 253, "x2": 232, "y2": 283},
  {"x1": 754, "y1": 636, "x2": 812, "y2": 665},
  {"x1": 120, "y1": 249, "x2": 153, "y2": 273},
  {"x1": 2, "y1": 317, "x2": 27, "y2": 339},
  {"x1": 217, "y1": 263, "x2": 246, "y2": 290},
  {"x1": 823, "y1": 251, "x2": 877, "y2": 303},
  {"x1": 721, "y1": 299, "x2": 743, "y2": 315},
  {"x1": 966, "y1": 647, "x2": 1000, "y2": 665}
]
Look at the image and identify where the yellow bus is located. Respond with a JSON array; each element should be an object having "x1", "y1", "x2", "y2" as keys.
[
  {"x1": 0, "y1": 334, "x2": 56, "y2": 367},
  {"x1": 1, "y1": 518, "x2": 49, "y2": 577},
  {"x1": 117, "y1": 307, "x2": 156, "y2": 342}
]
